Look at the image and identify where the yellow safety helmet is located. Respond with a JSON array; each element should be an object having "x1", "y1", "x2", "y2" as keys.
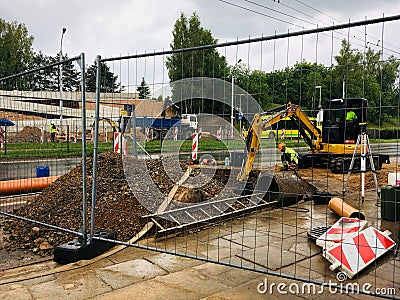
[{"x1": 277, "y1": 143, "x2": 285, "y2": 151}]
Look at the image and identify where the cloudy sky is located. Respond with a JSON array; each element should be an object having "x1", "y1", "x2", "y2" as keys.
[{"x1": 2, "y1": 0, "x2": 400, "y2": 87}]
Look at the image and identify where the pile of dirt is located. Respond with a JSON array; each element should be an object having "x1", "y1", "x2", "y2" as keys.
[
  {"x1": 2, "y1": 153, "x2": 149, "y2": 257},
  {"x1": 8, "y1": 126, "x2": 49, "y2": 143},
  {"x1": 1, "y1": 153, "x2": 232, "y2": 258},
  {"x1": 145, "y1": 157, "x2": 188, "y2": 196}
]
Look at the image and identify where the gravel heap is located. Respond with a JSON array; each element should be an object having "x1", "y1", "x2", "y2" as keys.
[
  {"x1": 8, "y1": 126, "x2": 49, "y2": 143},
  {"x1": 2, "y1": 153, "x2": 231, "y2": 257}
]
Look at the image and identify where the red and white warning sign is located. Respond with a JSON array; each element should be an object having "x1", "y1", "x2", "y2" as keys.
[
  {"x1": 323, "y1": 227, "x2": 396, "y2": 279},
  {"x1": 192, "y1": 131, "x2": 198, "y2": 160},
  {"x1": 281, "y1": 128, "x2": 285, "y2": 140},
  {"x1": 316, "y1": 217, "x2": 368, "y2": 248},
  {"x1": 145, "y1": 127, "x2": 150, "y2": 141}
]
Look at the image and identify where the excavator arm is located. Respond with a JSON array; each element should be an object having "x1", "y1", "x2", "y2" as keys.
[
  {"x1": 237, "y1": 103, "x2": 322, "y2": 182},
  {"x1": 96, "y1": 118, "x2": 120, "y2": 132},
  {"x1": 237, "y1": 113, "x2": 263, "y2": 182}
]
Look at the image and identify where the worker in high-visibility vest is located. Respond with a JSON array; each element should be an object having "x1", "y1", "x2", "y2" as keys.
[
  {"x1": 346, "y1": 110, "x2": 358, "y2": 122},
  {"x1": 278, "y1": 142, "x2": 298, "y2": 170},
  {"x1": 50, "y1": 123, "x2": 57, "y2": 142}
]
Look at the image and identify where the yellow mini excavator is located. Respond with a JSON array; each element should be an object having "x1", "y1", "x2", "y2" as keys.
[{"x1": 237, "y1": 98, "x2": 389, "y2": 182}]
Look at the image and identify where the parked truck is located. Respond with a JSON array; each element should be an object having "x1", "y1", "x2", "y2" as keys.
[
  {"x1": 101, "y1": 113, "x2": 198, "y2": 141},
  {"x1": 134, "y1": 113, "x2": 198, "y2": 140}
]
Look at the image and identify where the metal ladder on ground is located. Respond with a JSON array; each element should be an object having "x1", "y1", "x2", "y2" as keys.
[{"x1": 142, "y1": 193, "x2": 278, "y2": 234}]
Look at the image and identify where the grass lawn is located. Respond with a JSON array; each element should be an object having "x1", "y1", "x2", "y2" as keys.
[{"x1": 0, "y1": 142, "x2": 113, "y2": 159}]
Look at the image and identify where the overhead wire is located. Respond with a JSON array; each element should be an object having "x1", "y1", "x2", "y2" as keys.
[
  {"x1": 216, "y1": 0, "x2": 400, "y2": 56},
  {"x1": 272, "y1": 0, "x2": 400, "y2": 55},
  {"x1": 287, "y1": 0, "x2": 400, "y2": 53},
  {"x1": 242, "y1": 0, "x2": 316, "y2": 26},
  {"x1": 216, "y1": 0, "x2": 299, "y2": 27}
]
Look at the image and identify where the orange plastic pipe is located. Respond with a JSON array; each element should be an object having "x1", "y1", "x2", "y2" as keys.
[
  {"x1": 0, "y1": 176, "x2": 60, "y2": 195},
  {"x1": 328, "y1": 197, "x2": 366, "y2": 220}
]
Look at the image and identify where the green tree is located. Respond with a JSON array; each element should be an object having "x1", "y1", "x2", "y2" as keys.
[
  {"x1": 261, "y1": 62, "x2": 329, "y2": 112},
  {"x1": 28, "y1": 52, "x2": 80, "y2": 92},
  {"x1": 137, "y1": 77, "x2": 151, "y2": 99},
  {"x1": 330, "y1": 40, "x2": 399, "y2": 121},
  {"x1": 29, "y1": 51, "x2": 56, "y2": 91},
  {"x1": 0, "y1": 18, "x2": 35, "y2": 86},
  {"x1": 166, "y1": 12, "x2": 228, "y2": 114},
  {"x1": 59, "y1": 54, "x2": 80, "y2": 92},
  {"x1": 227, "y1": 64, "x2": 271, "y2": 110},
  {"x1": 86, "y1": 61, "x2": 120, "y2": 92},
  {"x1": 166, "y1": 12, "x2": 227, "y2": 81}
]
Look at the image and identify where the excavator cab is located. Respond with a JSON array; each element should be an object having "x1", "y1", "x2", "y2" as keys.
[{"x1": 322, "y1": 98, "x2": 367, "y2": 145}]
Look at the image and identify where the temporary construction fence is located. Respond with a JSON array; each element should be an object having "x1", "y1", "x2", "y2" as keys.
[
  {"x1": 91, "y1": 15, "x2": 400, "y2": 298},
  {"x1": 0, "y1": 14, "x2": 399, "y2": 299},
  {"x1": 0, "y1": 54, "x2": 94, "y2": 245}
]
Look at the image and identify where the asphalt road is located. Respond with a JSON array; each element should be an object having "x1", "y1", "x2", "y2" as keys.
[{"x1": 0, "y1": 157, "x2": 81, "y2": 181}]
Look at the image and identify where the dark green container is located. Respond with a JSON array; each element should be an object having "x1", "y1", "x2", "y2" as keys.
[{"x1": 381, "y1": 185, "x2": 400, "y2": 221}]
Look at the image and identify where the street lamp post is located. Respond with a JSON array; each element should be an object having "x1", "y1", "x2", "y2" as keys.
[
  {"x1": 315, "y1": 85, "x2": 323, "y2": 124},
  {"x1": 231, "y1": 75, "x2": 234, "y2": 137},
  {"x1": 59, "y1": 27, "x2": 66, "y2": 131},
  {"x1": 315, "y1": 85, "x2": 322, "y2": 108}
]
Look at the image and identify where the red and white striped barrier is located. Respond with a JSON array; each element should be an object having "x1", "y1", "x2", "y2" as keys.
[
  {"x1": 114, "y1": 132, "x2": 121, "y2": 153},
  {"x1": 145, "y1": 127, "x2": 150, "y2": 142},
  {"x1": 316, "y1": 217, "x2": 368, "y2": 249},
  {"x1": 216, "y1": 127, "x2": 222, "y2": 141},
  {"x1": 192, "y1": 132, "x2": 198, "y2": 160},
  {"x1": 173, "y1": 127, "x2": 178, "y2": 141},
  {"x1": 323, "y1": 227, "x2": 396, "y2": 279},
  {"x1": 113, "y1": 132, "x2": 128, "y2": 156},
  {"x1": 198, "y1": 127, "x2": 202, "y2": 140},
  {"x1": 281, "y1": 128, "x2": 285, "y2": 140}
]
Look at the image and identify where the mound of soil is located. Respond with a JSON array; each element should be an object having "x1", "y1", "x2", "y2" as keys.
[
  {"x1": 1, "y1": 153, "x2": 231, "y2": 259},
  {"x1": 2, "y1": 152, "x2": 151, "y2": 257},
  {"x1": 8, "y1": 126, "x2": 49, "y2": 143}
]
